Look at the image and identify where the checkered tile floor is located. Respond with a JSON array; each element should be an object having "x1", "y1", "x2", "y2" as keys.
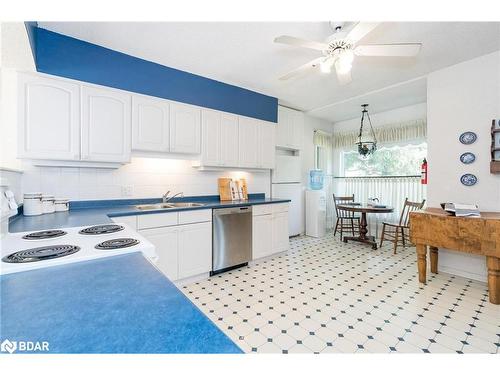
[{"x1": 181, "y1": 232, "x2": 500, "y2": 353}]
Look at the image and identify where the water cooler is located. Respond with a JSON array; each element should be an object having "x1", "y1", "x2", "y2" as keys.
[{"x1": 305, "y1": 189, "x2": 326, "y2": 238}]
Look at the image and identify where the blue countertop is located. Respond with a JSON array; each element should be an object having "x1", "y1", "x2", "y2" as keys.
[
  {"x1": 9, "y1": 194, "x2": 290, "y2": 233},
  {"x1": 0, "y1": 253, "x2": 242, "y2": 354}
]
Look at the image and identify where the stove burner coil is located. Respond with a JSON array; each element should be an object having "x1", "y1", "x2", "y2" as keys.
[
  {"x1": 79, "y1": 224, "x2": 124, "y2": 235},
  {"x1": 95, "y1": 238, "x2": 140, "y2": 250},
  {"x1": 22, "y1": 230, "x2": 67, "y2": 240},
  {"x1": 2, "y1": 245, "x2": 80, "y2": 263}
]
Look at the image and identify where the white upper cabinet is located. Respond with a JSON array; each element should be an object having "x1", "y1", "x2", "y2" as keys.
[
  {"x1": 200, "y1": 110, "x2": 239, "y2": 167},
  {"x1": 132, "y1": 95, "x2": 170, "y2": 152},
  {"x1": 170, "y1": 103, "x2": 201, "y2": 154},
  {"x1": 18, "y1": 73, "x2": 81, "y2": 161},
  {"x1": 276, "y1": 106, "x2": 304, "y2": 150},
  {"x1": 276, "y1": 106, "x2": 289, "y2": 148},
  {"x1": 220, "y1": 113, "x2": 239, "y2": 167},
  {"x1": 258, "y1": 121, "x2": 276, "y2": 169},
  {"x1": 238, "y1": 117, "x2": 259, "y2": 168},
  {"x1": 201, "y1": 109, "x2": 221, "y2": 165},
  {"x1": 81, "y1": 86, "x2": 131, "y2": 163}
]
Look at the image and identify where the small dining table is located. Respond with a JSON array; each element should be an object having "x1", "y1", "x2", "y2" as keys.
[{"x1": 337, "y1": 204, "x2": 394, "y2": 249}]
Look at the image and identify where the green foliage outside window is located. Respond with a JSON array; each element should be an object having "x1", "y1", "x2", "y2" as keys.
[{"x1": 343, "y1": 143, "x2": 427, "y2": 176}]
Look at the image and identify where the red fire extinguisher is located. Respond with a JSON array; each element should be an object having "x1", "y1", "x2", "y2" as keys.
[{"x1": 421, "y1": 158, "x2": 428, "y2": 185}]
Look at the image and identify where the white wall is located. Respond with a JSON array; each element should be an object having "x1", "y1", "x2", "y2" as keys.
[
  {"x1": 427, "y1": 51, "x2": 500, "y2": 281},
  {"x1": 20, "y1": 158, "x2": 271, "y2": 202}
]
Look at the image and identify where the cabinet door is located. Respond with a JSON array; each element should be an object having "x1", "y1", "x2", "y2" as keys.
[
  {"x1": 288, "y1": 110, "x2": 304, "y2": 150},
  {"x1": 81, "y1": 86, "x2": 131, "y2": 163},
  {"x1": 276, "y1": 106, "x2": 289, "y2": 148},
  {"x1": 252, "y1": 214, "x2": 273, "y2": 260},
  {"x1": 258, "y1": 121, "x2": 276, "y2": 169},
  {"x1": 18, "y1": 73, "x2": 80, "y2": 160},
  {"x1": 170, "y1": 103, "x2": 201, "y2": 154},
  {"x1": 220, "y1": 113, "x2": 239, "y2": 167},
  {"x1": 201, "y1": 110, "x2": 221, "y2": 166},
  {"x1": 273, "y1": 211, "x2": 289, "y2": 253},
  {"x1": 132, "y1": 95, "x2": 169, "y2": 152},
  {"x1": 139, "y1": 226, "x2": 179, "y2": 280},
  {"x1": 238, "y1": 117, "x2": 259, "y2": 168},
  {"x1": 178, "y1": 222, "x2": 212, "y2": 279}
]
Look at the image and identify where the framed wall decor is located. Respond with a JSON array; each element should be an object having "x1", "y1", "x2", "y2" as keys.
[{"x1": 491, "y1": 119, "x2": 500, "y2": 174}]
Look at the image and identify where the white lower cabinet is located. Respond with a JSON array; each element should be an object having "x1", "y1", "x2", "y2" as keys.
[
  {"x1": 272, "y1": 211, "x2": 289, "y2": 253},
  {"x1": 252, "y1": 203, "x2": 290, "y2": 260},
  {"x1": 138, "y1": 210, "x2": 212, "y2": 281},
  {"x1": 140, "y1": 226, "x2": 179, "y2": 280},
  {"x1": 178, "y1": 222, "x2": 212, "y2": 279},
  {"x1": 252, "y1": 214, "x2": 273, "y2": 259}
]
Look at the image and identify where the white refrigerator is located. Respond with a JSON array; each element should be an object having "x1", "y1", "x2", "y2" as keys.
[{"x1": 271, "y1": 154, "x2": 303, "y2": 236}]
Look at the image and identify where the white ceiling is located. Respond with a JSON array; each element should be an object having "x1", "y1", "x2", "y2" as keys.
[{"x1": 39, "y1": 22, "x2": 500, "y2": 122}]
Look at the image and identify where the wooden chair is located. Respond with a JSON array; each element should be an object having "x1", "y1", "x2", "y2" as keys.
[
  {"x1": 379, "y1": 198, "x2": 426, "y2": 254},
  {"x1": 333, "y1": 194, "x2": 360, "y2": 240}
]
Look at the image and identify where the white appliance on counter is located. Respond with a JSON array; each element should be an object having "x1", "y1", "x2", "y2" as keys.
[
  {"x1": 0, "y1": 224, "x2": 157, "y2": 275},
  {"x1": 305, "y1": 189, "x2": 326, "y2": 238},
  {"x1": 271, "y1": 153, "x2": 303, "y2": 236}
]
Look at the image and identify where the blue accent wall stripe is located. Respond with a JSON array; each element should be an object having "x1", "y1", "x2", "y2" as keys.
[
  {"x1": 24, "y1": 21, "x2": 38, "y2": 66},
  {"x1": 30, "y1": 26, "x2": 278, "y2": 122}
]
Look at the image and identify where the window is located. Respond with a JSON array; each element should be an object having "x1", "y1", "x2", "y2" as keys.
[
  {"x1": 315, "y1": 144, "x2": 333, "y2": 174},
  {"x1": 314, "y1": 145, "x2": 326, "y2": 171},
  {"x1": 342, "y1": 142, "x2": 427, "y2": 176}
]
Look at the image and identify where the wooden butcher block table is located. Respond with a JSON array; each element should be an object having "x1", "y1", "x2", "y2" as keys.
[{"x1": 410, "y1": 208, "x2": 500, "y2": 304}]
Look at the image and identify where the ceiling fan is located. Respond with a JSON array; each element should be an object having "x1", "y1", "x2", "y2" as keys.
[{"x1": 274, "y1": 22, "x2": 422, "y2": 84}]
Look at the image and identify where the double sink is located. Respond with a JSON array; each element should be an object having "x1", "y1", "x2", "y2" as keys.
[{"x1": 135, "y1": 202, "x2": 205, "y2": 211}]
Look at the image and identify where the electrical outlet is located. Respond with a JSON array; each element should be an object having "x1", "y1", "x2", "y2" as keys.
[{"x1": 121, "y1": 186, "x2": 133, "y2": 197}]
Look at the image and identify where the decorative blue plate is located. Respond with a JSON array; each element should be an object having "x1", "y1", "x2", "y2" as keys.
[
  {"x1": 460, "y1": 152, "x2": 476, "y2": 164},
  {"x1": 460, "y1": 173, "x2": 477, "y2": 186},
  {"x1": 459, "y1": 131, "x2": 477, "y2": 144}
]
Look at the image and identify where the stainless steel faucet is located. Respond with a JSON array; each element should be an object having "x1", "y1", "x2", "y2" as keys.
[{"x1": 162, "y1": 191, "x2": 184, "y2": 203}]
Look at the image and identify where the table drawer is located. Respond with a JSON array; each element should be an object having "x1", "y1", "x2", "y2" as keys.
[
  {"x1": 137, "y1": 212, "x2": 178, "y2": 229},
  {"x1": 178, "y1": 209, "x2": 212, "y2": 225}
]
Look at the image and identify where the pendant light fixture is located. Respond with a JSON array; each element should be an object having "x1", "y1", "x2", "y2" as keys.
[{"x1": 356, "y1": 104, "x2": 377, "y2": 157}]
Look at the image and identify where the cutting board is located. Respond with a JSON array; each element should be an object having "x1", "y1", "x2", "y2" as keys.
[
  {"x1": 218, "y1": 178, "x2": 248, "y2": 201},
  {"x1": 218, "y1": 178, "x2": 233, "y2": 201}
]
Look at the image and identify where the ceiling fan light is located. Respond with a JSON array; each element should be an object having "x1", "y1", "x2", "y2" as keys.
[
  {"x1": 320, "y1": 58, "x2": 333, "y2": 73},
  {"x1": 334, "y1": 57, "x2": 352, "y2": 75}
]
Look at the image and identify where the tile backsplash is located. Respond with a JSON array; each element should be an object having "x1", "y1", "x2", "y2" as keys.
[{"x1": 20, "y1": 157, "x2": 271, "y2": 202}]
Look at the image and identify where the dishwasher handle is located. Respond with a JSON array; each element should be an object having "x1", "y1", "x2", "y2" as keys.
[{"x1": 213, "y1": 206, "x2": 252, "y2": 216}]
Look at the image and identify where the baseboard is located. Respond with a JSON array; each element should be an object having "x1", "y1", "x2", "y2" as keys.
[{"x1": 438, "y1": 265, "x2": 487, "y2": 283}]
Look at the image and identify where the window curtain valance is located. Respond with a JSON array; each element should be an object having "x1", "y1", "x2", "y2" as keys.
[
  {"x1": 313, "y1": 130, "x2": 333, "y2": 147},
  {"x1": 332, "y1": 119, "x2": 427, "y2": 149}
]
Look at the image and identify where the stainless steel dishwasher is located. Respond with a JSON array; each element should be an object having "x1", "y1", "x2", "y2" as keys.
[{"x1": 211, "y1": 206, "x2": 252, "y2": 275}]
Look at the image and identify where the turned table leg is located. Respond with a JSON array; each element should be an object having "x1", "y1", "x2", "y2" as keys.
[
  {"x1": 359, "y1": 212, "x2": 368, "y2": 240},
  {"x1": 486, "y1": 256, "x2": 500, "y2": 305},
  {"x1": 430, "y1": 246, "x2": 438, "y2": 274},
  {"x1": 416, "y1": 244, "x2": 427, "y2": 284}
]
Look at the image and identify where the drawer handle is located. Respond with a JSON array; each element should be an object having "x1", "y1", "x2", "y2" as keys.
[{"x1": 240, "y1": 207, "x2": 249, "y2": 210}]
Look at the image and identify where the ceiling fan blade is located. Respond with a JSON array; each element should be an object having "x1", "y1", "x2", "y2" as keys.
[
  {"x1": 346, "y1": 22, "x2": 380, "y2": 43},
  {"x1": 278, "y1": 57, "x2": 325, "y2": 80},
  {"x1": 274, "y1": 35, "x2": 328, "y2": 51},
  {"x1": 354, "y1": 43, "x2": 422, "y2": 57},
  {"x1": 336, "y1": 68, "x2": 352, "y2": 85}
]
